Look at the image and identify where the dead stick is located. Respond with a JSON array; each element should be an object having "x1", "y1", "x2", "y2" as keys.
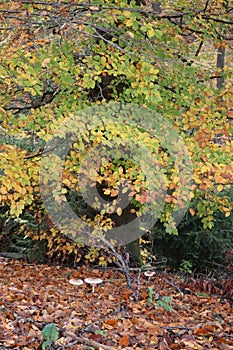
[{"x1": 64, "y1": 331, "x2": 116, "y2": 350}]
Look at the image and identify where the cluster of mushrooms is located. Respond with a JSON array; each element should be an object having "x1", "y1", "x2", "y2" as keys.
[
  {"x1": 69, "y1": 271, "x2": 156, "y2": 293},
  {"x1": 69, "y1": 277, "x2": 103, "y2": 293}
]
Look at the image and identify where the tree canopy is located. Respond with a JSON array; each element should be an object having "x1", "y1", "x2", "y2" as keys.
[{"x1": 0, "y1": 0, "x2": 233, "y2": 262}]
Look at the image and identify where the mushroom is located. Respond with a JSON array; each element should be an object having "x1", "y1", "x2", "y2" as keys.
[
  {"x1": 69, "y1": 278, "x2": 84, "y2": 286},
  {"x1": 144, "y1": 271, "x2": 156, "y2": 282},
  {"x1": 84, "y1": 277, "x2": 103, "y2": 293}
]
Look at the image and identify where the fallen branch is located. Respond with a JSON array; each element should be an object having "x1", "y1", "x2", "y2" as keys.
[{"x1": 63, "y1": 331, "x2": 116, "y2": 350}]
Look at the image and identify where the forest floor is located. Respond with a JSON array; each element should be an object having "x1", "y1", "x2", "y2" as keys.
[{"x1": 0, "y1": 258, "x2": 232, "y2": 350}]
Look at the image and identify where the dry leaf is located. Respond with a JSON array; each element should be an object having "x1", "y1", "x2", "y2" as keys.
[{"x1": 119, "y1": 334, "x2": 129, "y2": 346}]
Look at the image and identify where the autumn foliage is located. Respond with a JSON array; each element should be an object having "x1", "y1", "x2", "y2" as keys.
[{"x1": 0, "y1": 0, "x2": 233, "y2": 263}]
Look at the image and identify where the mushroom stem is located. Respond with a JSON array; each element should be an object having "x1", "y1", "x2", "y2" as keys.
[
  {"x1": 84, "y1": 277, "x2": 103, "y2": 293},
  {"x1": 144, "y1": 271, "x2": 156, "y2": 283}
]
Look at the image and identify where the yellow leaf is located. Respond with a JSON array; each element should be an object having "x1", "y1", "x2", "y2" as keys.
[
  {"x1": 0, "y1": 107, "x2": 7, "y2": 116},
  {"x1": 116, "y1": 207, "x2": 122, "y2": 216},
  {"x1": 96, "y1": 176, "x2": 103, "y2": 184},
  {"x1": 149, "y1": 67, "x2": 159, "y2": 75},
  {"x1": 200, "y1": 165, "x2": 209, "y2": 173},
  {"x1": 118, "y1": 166, "x2": 124, "y2": 174},
  {"x1": 63, "y1": 178, "x2": 71, "y2": 186},
  {"x1": 127, "y1": 31, "x2": 134, "y2": 38},
  {"x1": 147, "y1": 28, "x2": 155, "y2": 38},
  {"x1": 124, "y1": 18, "x2": 133, "y2": 26},
  {"x1": 0, "y1": 187, "x2": 7, "y2": 195},
  {"x1": 122, "y1": 187, "x2": 129, "y2": 194},
  {"x1": 172, "y1": 176, "x2": 179, "y2": 184},
  {"x1": 104, "y1": 188, "x2": 111, "y2": 195},
  {"x1": 189, "y1": 192, "x2": 195, "y2": 199},
  {"x1": 123, "y1": 11, "x2": 131, "y2": 17},
  {"x1": 217, "y1": 184, "x2": 223, "y2": 192}
]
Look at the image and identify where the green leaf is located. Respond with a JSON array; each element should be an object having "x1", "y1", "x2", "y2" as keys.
[{"x1": 41, "y1": 323, "x2": 58, "y2": 349}]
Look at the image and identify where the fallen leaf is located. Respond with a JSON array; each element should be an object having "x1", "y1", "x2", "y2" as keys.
[{"x1": 119, "y1": 334, "x2": 129, "y2": 346}]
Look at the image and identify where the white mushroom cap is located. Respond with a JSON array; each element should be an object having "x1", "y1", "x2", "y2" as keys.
[
  {"x1": 84, "y1": 277, "x2": 103, "y2": 292},
  {"x1": 144, "y1": 271, "x2": 156, "y2": 277},
  {"x1": 84, "y1": 277, "x2": 103, "y2": 285},
  {"x1": 69, "y1": 278, "x2": 84, "y2": 286}
]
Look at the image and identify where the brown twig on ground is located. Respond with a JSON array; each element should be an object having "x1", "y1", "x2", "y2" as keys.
[{"x1": 63, "y1": 331, "x2": 116, "y2": 350}]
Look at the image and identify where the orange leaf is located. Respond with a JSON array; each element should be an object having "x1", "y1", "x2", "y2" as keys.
[
  {"x1": 105, "y1": 319, "x2": 119, "y2": 327},
  {"x1": 189, "y1": 208, "x2": 195, "y2": 216},
  {"x1": 111, "y1": 189, "x2": 118, "y2": 197},
  {"x1": 215, "y1": 175, "x2": 226, "y2": 184},
  {"x1": 119, "y1": 334, "x2": 129, "y2": 346},
  {"x1": 41, "y1": 58, "x2": 51, "y2": 67},
  {"x1": 194, "y1": 325, "x2": 214, "y2": 335}
]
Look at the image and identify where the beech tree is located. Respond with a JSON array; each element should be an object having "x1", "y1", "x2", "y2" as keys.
[{"x1": 0, "y1": 0, "x2": 232, "y2": 263}]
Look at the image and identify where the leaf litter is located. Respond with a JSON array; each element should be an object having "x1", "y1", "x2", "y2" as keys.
[{"x1": 0, "y1": 258, "x2": 232, "y2": 349}]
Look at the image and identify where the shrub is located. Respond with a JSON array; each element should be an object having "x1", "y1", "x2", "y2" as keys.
[{"x1": 152, "y1": 207, "x2": 233, "y2": 272}]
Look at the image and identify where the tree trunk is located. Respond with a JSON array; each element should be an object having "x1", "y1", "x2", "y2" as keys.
[
  {"x1": 126, "y1": 238, "x2": 142, "y2": 266},
  {"x1": 216, "y1": 45, "x2": 226, "y2": 90},
  {"x1": 216, "y1": 0, "x2": 228, "y2": 90}
]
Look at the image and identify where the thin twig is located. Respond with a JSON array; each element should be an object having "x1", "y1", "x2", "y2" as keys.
[
  {"x1": 63, "y1": 331, "x2": 116, "y2": 350},
  {"x1": 164, "y1": 278, "x2": 182, "y2": 293}
]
